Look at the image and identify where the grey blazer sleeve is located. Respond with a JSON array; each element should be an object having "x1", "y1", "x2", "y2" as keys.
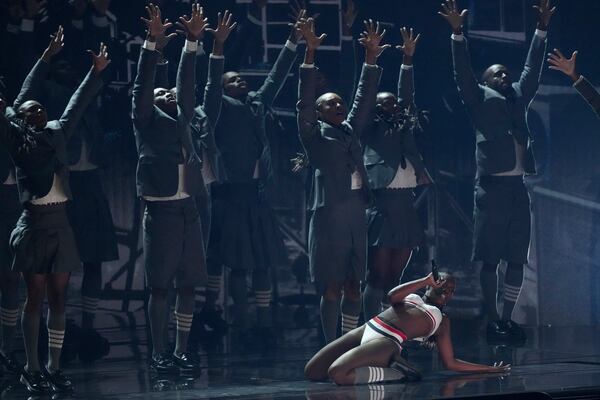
[
  {"x1": 451, "y1": 37, "x2": 483, "y2": 108},
  {"x1": 296, "y1": 66, "x2": 319, "y2": 144},
  {"x1": 339, "y1": 37, "x2": 357, "y2": 104},
  {"x1": 397, "y1": 65, "x2": 415, "y2": 107},
  {"x1": 574, "y1": 76, "x2": 600, "y2": 119},
  {"x1": 202, "y1": 55, "x2": 225, "y2": 127},
  {"x1": 255, "y1": 44, "x2": 297, "y2": 108},
  {"x1": 132, "y1": 47, "x2": 159, "y2": 125},
  {"x1": 346, "y1": 63, "x2": 382, "y2": 135},
  {"x1": 176, "y1": 46, "x2": 197, "y2": 122},
  {"x1": 13, "y1": 59, "x2": 51, "y2": 110},
  {"x1": 58, "y1": 68, "x2": 104, "y2": 140},
  {"x1": 515, "y1": 32, "x2": 547, "y2": 102}
]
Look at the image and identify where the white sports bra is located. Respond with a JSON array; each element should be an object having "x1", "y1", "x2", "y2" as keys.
[{"x1": 403, "y1": 294, "x2": 443, "y2": 340}]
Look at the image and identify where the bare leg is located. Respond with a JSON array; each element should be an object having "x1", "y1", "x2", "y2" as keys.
[
  {"x1": 328, "y1": 338, "x2": 400, "y2": 386},
  {"x1": 363, "y1": 248, "x2": 391, "y2": 320},
  {"x1": 305, "y1": 325, "x2": 364, "y2": 381}
]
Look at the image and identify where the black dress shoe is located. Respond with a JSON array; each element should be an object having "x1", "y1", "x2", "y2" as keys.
[
  {"x1": 42, "y1": 369, "x2": 74, "y2": 393},
  {"x1": 486, "y1": 320, "x2": 511, "y2": 344},
  {"x1": 504, "y1": 320, "x2": 527, "y2": 343},
  {"x1": 389, "y1": 358, "x2": 422, "y2": 382},
  {"x1": 20, "y1": 370, "x2": 50, "y2": 394},
  {"x1": 172, "y1": 353, "x2": 200, "y2": 372},
  {"x1": 150, "y1": 354, "x2": 178, "y2": 374},
  {"x1": 0, "y1": 352, "x2": 23, "y2": 374}
]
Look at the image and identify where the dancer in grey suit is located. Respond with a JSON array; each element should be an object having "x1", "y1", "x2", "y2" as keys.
[
  {"x1": 440, "y1": 0, "x2": 555, "y2": 343},
  {"x1": 296, "y1": 18, "x2": 385, "y2": 343}
]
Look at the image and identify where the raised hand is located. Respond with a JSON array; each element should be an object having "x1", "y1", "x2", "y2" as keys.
[
  {"x1": 397, "y1": 27, "x2": 420, "y2": 57},
  {"x1": 533, "y1": 0, "x2": 556, "y2": 30},
  {"x1": 300, "y1": 17, "x2": 327, "y2": 51},
  {"x1": 490, "y1": 361, "x2": 511, "y2": 373},
  {"x1": 342, "y1": 0, "x2": 357, "y2": 34},
  {"x1": 425, "y1": 272, "x2": 444, "y2": 288},
  {"x1": 358, "y1": 19, "x2": 390, "y2": 64},
  {"x1": 206, "y1": 10, "x2": 237, "y2": 44},
  {"x1": 438, "y1": 0, "x2": 468, "y2": 34},
  {"x1": 548, "y1": 48, "x2": 579, "y2": 81},
  {"x1": 42, "y1": 25, "x2": 65, "y2": 62},
  {"x1": 24, "y1": 0, "x2": 46, "y2": 19},
  {"x1": 288, "y1": 1, "x2": 311, "y2": 43},
  {"x1": 89, "y1": 42, "x2": 111, "y2": 73},
  {"x1": 141, "y1": 3, "x2": 173, "y2": 40},
  {"x1": 178, "y1": 3, "x2": 209, "y2": 41},
  {"x1": 155, "y1": 31, "x2": 178, "y2": 52}
]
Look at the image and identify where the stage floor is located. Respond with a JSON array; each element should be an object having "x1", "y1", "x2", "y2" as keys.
[{"x1": 1, "y1": 308, "x2": 599, "y2": 399}]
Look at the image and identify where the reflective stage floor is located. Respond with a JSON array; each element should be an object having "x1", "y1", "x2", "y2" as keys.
[{"x1": 1, "y1": 306, "x2": 599, "y2": 400}]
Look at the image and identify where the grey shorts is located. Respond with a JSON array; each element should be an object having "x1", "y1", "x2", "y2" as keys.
[
  {"x1": 10, "y1": 202, "x2": 81, "y2": 274},
  {"x1": 143, "y1": 197, "x2": 206, "y2": 289},
  {"x1": 309, "y1": 192, "x2": 367, "y2": 285},
  {"x1": 472, "y1": 175, "x2": 531, "y2": 265}
]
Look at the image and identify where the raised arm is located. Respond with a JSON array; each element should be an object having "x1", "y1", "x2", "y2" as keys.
[
  {"x1": 132, "y1": 4, "x2": 172, "y2": 124},
  {"x1": 346, "y1": 20, "x2": 387, "y2": 134},
  {"x1": 439, "y1": 1, "x2": 483, "y2": 108},
  {"x1": 397, "y1": 27, "x2": 420, "y2": 106},
  {"x1": 152, "y1": 30, "x2": 178, "y2": 90},
  {"x1": 58, "y1": 42, "x2": 109, "y2": 140},
  {"x1": 202, "y1": 10, "x2": 236, "y2": 125},
  {"x1": 296, "y1": 17, "x2": 324, "y2": 143},
  {"x1": 387, "y1": 273, "x2": 438, "y2": 305},
  {"x1": 436, "y1": 317, "x2": 512, "y2": 374},
  {"x1": 515, "y1": 0, "x2": 554, "y2": 100},
  {"x1": 254, "y1": 11, "x2": 303, "y2": 108},
  {"x1": 14, "y1": 26, "x2": 65, "y2": 110},
  {"x1": 338, "y1": 0, "x2": 358, "y2": 103},
  {"x1": 175, "y1": 3, "x2": 208, "y2": 121},
  {"x1": 547, "y1": 48, "x2": 600, "y2": 118}
]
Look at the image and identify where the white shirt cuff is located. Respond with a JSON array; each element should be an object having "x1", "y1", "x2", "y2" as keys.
[
  {"x1": 573, "y1": 75, "x2": 584, "y2": 87},
  {"x1": 143, "y1": 40, "x2": 156, "y2": 51},
  {"x1": 364, "y1": 62, "x2": 377, "y2": 68},
  {"x1": 185, "y1": 40, "x2": 198, "y2": 53},
  {"x1": 301, "y1": 63, "x2": 315, "y2": 68},
  {"x1": 285, "y1": 40, "x2": 297, "y2": 52},
  {"x1": 210, "y1": 54, "x2": 224, "y2": 59},
  {"x1": 401, "y1": 64, "x2": 413, "y2": 70},
  {"x1": 535, "y1": 29, "x2": 547, "y2": 39},
  {"x1": 21, "y1": 19, "x2": 34, "y2": 32},
  {"x1": 341, "y1": 35, "x2": 353, "y2": 41},
  {"x1": 451, "y1": 33, "x2": 464, "y2": 41}
]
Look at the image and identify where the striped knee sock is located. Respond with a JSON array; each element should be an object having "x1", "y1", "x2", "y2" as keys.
[
  {"x1": 205, "y1": 274, "x2": 222, "y2": 306},
  {"x1": 47, "y1": 328, "x2": 65, "y2": 373},
  {"x1": 341, "y1": 295, "x2": 361, "y2": 335},
  {"x1": 354, "y1": 366, "x2": 405, "y2": 384},
  {"x1": 174, "y1": 312, "x2": 193, "y2": 355},
  {"x1": 255, "y1": 289, "x2": 272, "y2": 327},
  {"x1": 0, "y1": 308, "x2": 19, "y2": 353}
]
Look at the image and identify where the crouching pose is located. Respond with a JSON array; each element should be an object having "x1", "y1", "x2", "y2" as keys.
[{"x1": 304, "y1": 272, "x2": 511, "y2": 385}]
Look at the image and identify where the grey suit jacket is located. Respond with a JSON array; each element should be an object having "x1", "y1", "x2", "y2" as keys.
[
  {"x1": 132, "y1": 44, "x2": 202, "y2": 197},
  {"x1": 5, "y1": 62, "x2": 104, "y2": 203},
  {"x1": 574, "y1": 76, "x2": 600, "y2": 119},
  {"x1": 214, "y1": 44, "x2": 297, "y2": 184},
  {"x1": 452, "y1": 32, "x2": 547, "y2": 177},
  {"x1": 190, "y1": 55, "x2": 225, "y2": 182},
  {"x1": 297, "y1": 64, "x2": 381, "y2": 210},
  {"x1": 363, "y1": 65, "x2": 431, "y2": 189}
]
